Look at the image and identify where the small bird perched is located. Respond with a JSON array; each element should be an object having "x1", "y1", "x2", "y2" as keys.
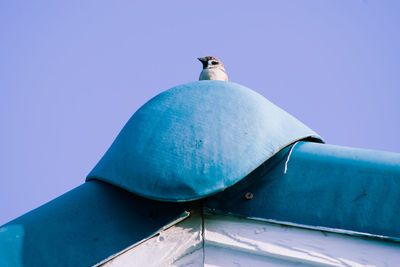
[{"x1": 198, "y1": 56, "x2": 228, "y2": 81}]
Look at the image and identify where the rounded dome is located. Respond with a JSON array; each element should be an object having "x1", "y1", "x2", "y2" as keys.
[{"x1": 87, "y1": 81, "x2": 323, "y2": 201}]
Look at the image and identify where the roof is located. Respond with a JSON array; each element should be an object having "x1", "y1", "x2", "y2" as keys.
[
  {"x1": 1, "y1": 81, "x2": 399, "y2": 266},
  {"x1": 2, "y1": 142, "x2": 400, "y2": 266}
]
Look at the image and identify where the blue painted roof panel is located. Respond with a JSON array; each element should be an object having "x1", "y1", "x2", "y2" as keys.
[
  {"x1": 206, "y1": 142, "x2": 400, "y2": 239},
  {"x1": 0, "y1": 181, "x2": 188, "y2": 267}
]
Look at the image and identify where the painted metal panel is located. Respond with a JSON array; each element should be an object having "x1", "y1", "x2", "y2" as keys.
[
  {"x1": 100, "y1": 210, "x2": 203, "y2": 267},
  {"x1": 204, "y1": 214, "x2": 400, "y2": 266},
  {"x1": 98, "y1": 212, "x2": 400, "y2": 266},
  {"x1": 87, "y1": 81, "x2": 322, "y2": 202},
  {"x1": 0, "y1": 181, "x2": 188, "y2": 267},
  {"x1": 206, "y1": 142, "x2": 400, "y2": 239}
]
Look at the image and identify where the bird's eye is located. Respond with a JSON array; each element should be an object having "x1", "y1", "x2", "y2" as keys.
[{"x1": 211, "y1": 61, "x2": 219, "y2": 65}]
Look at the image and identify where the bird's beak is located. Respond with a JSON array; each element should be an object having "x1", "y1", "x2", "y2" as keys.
[{"x1": 198, "y1": 57, "x2": 208, "y2": 68}]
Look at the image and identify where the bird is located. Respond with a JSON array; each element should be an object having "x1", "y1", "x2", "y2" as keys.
[{"x1": 198, "y1": 56, "x2": 228, "y2": 81}]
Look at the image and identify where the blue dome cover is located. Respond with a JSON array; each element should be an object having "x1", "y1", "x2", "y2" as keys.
[{"x1": 87, "y1": 81, "x2": 323, "y2": 201}]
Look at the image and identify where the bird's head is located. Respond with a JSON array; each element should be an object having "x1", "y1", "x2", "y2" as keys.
[{"x1": 197, "y1": 56, "x2": 225, "y2": 70}]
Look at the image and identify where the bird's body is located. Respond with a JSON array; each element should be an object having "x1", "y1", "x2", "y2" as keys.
[
  {"x1": 198, "y1": 56, "x2": 228, "y2": 82},
  {"x1": 199, "y1": 68, "x2": 228, "y2": 81}
]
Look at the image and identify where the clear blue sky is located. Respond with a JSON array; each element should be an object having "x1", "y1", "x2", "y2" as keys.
[{"x1": 1, "y1": 1, "x2": 399, "y2": 225}]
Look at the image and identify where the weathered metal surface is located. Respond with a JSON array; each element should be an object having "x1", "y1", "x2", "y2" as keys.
[
  {"x1": 0, "y1": 181, "x2": 188, "y2": 267},
  {"x1": 100, "y1": 210, "x2": 203, "y2": 267},
  {"x1": 206, "y1": 142, "x2": 400, "y2": 239},
  {"x1": 87, "y1": 81, "x2": 322, "y2": 201},
  {"x1": 99, "y1": 212, "x2": 400, "y2": 266},
  {"x1": 203, "y1": 214, "x2": 400, "y2": 266}
]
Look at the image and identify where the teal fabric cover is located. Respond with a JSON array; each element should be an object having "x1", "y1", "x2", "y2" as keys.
[{"x1": 87, "y1": 81, "x2": 322, "y2": 201}]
